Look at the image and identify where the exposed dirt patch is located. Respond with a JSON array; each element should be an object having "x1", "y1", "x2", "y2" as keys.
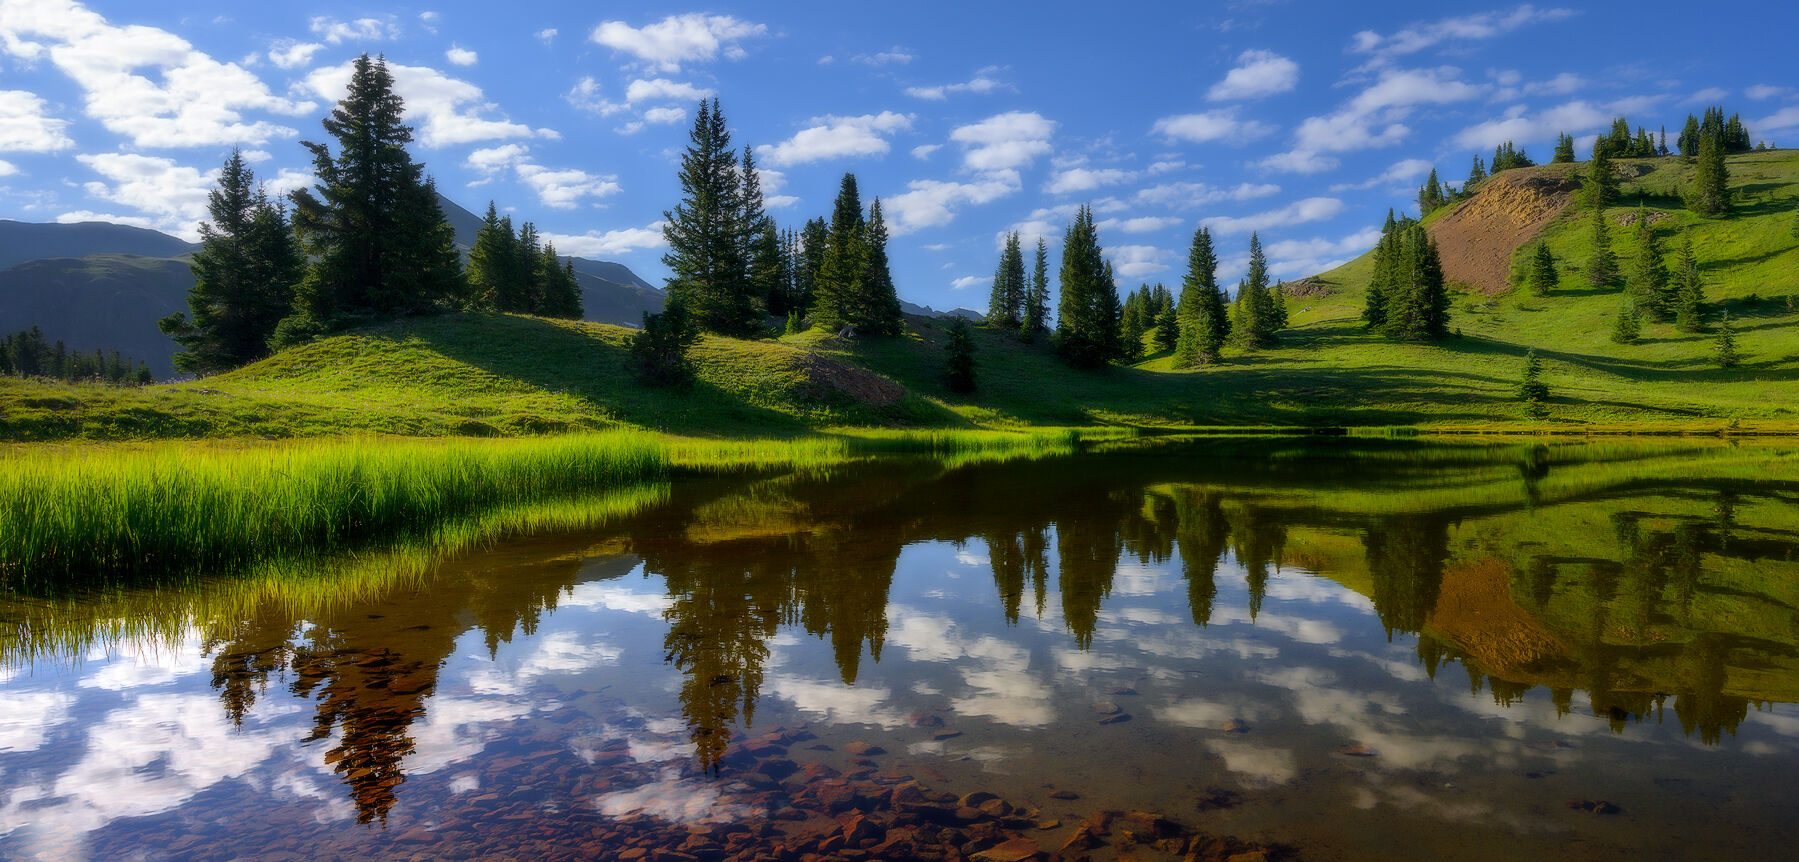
[
  {"x1": 1428, "y1": 167, "x2": 1581, "y2": 294},
  {"x1": 798, "y1": 354, "x2": 907, "y2": 406},
  {"x1": 1279, "y1": 278, "x2": 1335, "y2": 298},
  {"x1": 1615, "y1": 209, "x2": 1675, "y2": 228},
  {"x1": 1427, "y1": 557, "x2": 1569, "y2": 677}
]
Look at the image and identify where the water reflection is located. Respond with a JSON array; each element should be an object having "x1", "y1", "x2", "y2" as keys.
[{"x1": 3, "y1": 437, "x2": 1798, "y2": 855}]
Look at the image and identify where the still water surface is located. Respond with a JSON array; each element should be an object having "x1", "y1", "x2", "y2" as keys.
[{"x1": 3, "y1": 437, "x2": 1798, "y2": 860}]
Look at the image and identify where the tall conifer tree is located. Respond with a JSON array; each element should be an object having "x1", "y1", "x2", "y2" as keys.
[
  {"x1": 1021, "y1": 238, "x2": 1050, "y2": 340},
  {"x1": 1584, "y1": 207, "x2": 1618, "y2": 287},
  {"x1": 1527, "y1": 240, "x2": 1558, "y2": 296},
  {"x1": 859, "y1": 199, "x2": 903, "y2": 335},
  {"x1": 1628, "y1": 208, "x2": 1672, "y2": 319},
  {"x1": 812, "y1": 174, "x2": 866, "y2": 330},
  {"x1": 1584, "y1": 136, "x2": 1620, "y2": 210},
  {"x1": 986, "y1": 231, "x2": 1026, "y2": 328},
  {"x1": 663, "y1": 99, "x2": 758, "y2": 335},
  {"x1": 1174, "y1": 225, "x2": 1228, "y2": 366},
  {"x1": 1054, "y1": 206, "x2": 1118, "y2": 367}
]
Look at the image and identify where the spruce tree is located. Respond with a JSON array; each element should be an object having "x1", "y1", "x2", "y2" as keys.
[
  {"x1": 629, "y1": 296, "x2": 700, "y2": 386},
  {"x1": 1673, "y1": 234, "x2": 1706, "y2": 332},
  {"x1": 509, "y1": 221, "x2": 545, "y2": 313},
  {"x1": 1713, "y1": 312, "x2": 1741, "y2": 368},
  {"x1": 1584, "y1": 207, "x2": 1618, "y2": 288},
  {"x1": 160, "y1": 149, "x2": 302, "y2": 372},
  {"x1": 1153, "y1": 286, "x2": 1180, "y2": 352},
  {"x1": 1519, "y1": 349, "x2": 1549, "y2": 419},
  {"x1": 1527, "y1": 241, "x2": 1558, "y2": 296},
  {"x1": 1628, "y1": 208, "x2": 1672, "y2": 319},
  {"x1": 1418, "y1": 169, "x2": 1446, "y2": 215},
  {"x1": 1553, "y1": 133, "x2": 1575, "y2": 163},
  {"x1": 537, "y1": 245, "x2": 584, "y2": 319},
  {"x1": 1465, "y1": 155, "x2": 1488, "y2": 191},
  {"x1": 286, "y1": 55, "x2": 463, "y2": 333},
  {"x1": 812, "y1": 174, "x2": 866, "y2": 331},
  {"x1": 1610, "y1": 297, "x2": 1641, "y2": 344},
  {"x1": 796, "y1": 217, "x2": 828, "y2": 315},
  {"x1": 1268, "y1": 282, "x2": 1288, "y2": 332},
  {"x1": 1678, "y1": 114, "x2": 1701, "y2": 157},
  {"x1": 1174, "y1": 225, "x2": 1228, "y2": 366},
  {"x1": 1053, "y1": 206, "x2": 1116, "y2": 368},
  {"x1": 1119, "y1": 289, "x2": 1147, "y2": 361},
  {"x1": 1363, "y1": 224, "x2": 1401, "y2": 328},
  {"x1": 943, "y1": 317, "x2": 978, "y2": 392},
  {"x1": 1584, "y1": 136, "x2": 1620, "y2": 210},
  {"x1": 465, "y1": 202, "x2": 514, "y2": 310},
  {"x1": 1382, "y1": 227, "x2": 1451, "y2": 341},
  {"x1": 986, "y1": 231, "x2": 1025, "y2": 328},
  {"x1": 1021, "y1": 238, "x2": 1050, "y2": 340},
  {"x1": 1686, "y1": 121, "x2": 1732, "y2": 217},
  {"x1": 1230, "y1": 279, "x2": 1262, "y2": 348},
  {"x1": 741, "y1": 146, "x2": 784, "y2": 320},
  {"x1": 859, "y1": 198, "x2": 904, "y2": 335},
  {"x1": 1237, "y1": 233, "x2": 1280, "y2": 346},
  {"x1": 662, "y1": 99, "x2": 758, "y2": 335}
]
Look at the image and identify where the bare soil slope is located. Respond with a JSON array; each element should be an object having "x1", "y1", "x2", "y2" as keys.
[{"x1": 1428, "y1": 165, "x2": 1580, "y2": 293}]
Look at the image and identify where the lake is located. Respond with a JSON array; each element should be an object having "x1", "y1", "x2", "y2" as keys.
[{"x1": 3, "y1": 436, "x2": 1797, "y2": 861}]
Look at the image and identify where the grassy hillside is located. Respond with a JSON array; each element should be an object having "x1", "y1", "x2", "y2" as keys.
[{"x1": 3, "y1": 151, "x2": 1794, "y2": 441}]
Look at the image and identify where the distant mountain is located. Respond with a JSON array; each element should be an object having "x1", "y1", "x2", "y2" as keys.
[
  {"x1": 900, "y1": 300, "x2": 983, "y2": 321},
  {"x1": 434, "y1": 193, "x2": 663, "y2": 325},
  {"x1": 0, "y1": 254, "x2": 192, "y2": 377},
  {"x1": 0, "y1": 220, "x2": 197, "y2": 270}
]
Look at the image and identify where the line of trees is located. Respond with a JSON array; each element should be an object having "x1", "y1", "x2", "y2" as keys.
[
  {"x1": 1362, "y1": 211, "x2": 1451, "y2": 341},
  {"x1": 161, "y1": 54, "x2": 584, "y2": 377},
  {"x1": 1, "y1": 327, "x2": 153, "y2": 385}
]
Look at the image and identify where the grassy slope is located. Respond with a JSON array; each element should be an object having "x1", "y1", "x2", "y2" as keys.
[{"x1": 2, "y1": 151, "x2": 1794, "y2": 440}]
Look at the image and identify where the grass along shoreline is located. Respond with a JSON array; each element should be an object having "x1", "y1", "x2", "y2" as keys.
[{"x1": 0, "y1": 427, "x2": 1112, "y2": 590}]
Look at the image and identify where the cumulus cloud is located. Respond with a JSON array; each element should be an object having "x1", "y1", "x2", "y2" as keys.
[
  {"x1": 1758, "y1": 106, "x2": 1799, "y2": 135},
  {"x1": 535, "y1": 28, "x2": 558, "y2": 46},
  {"x1": 950, "y1": 110, "x2": 1056, "y2": 173},
  {"x1": 905, "y1": 67, "x2": 1011, "y2": 101},
  {"x1": 542, "y1": 222, "x2": 667, "y2": 258},
  {"x1": 1208, "y1": 50, "x2": 1299, "y2": 101},
  {"x1": 1350, "y1": 5, "x2": 1577, "y2": 65},
  {"x1": 762, "y1": 111, "x2": 912, "y2": 166},
  {"x1": 0, "y1": 1, "x2": 314, "y2": 148},
  {"x1": 1046, "y1": 167, "x2": 1133, "y2": 195},
  {"x1": 304, "y1": 60, "x2": 546, "y2": 148},
  {"x1": 1151, "y1": 109, "x2": 1274, "y2": 144},
  {"x1": 642, "y1": 106, "x2": 686, "y2": 125},
  {"x1": 1262, "y1": 226, "x2": 1383, "y2": 278},
  {"x1": 853, "y1": 47, "x2": 913, "y2": 66},
  {"x1": 1746, "y1": 84, "x2": 1790, "y2": 101},
  {"x1": 74, "y1": 152, "x2": 215, "y2": 239},
  {"x1": 885, "y1": 176, "x2": 1018, "y2": 235},
  {"x1": 950, "y1": 275, "x2": 985, "y2": 290},
  {"x1": 1203, "y1": 197, "x2": 1344, "y2": 234},
  {"x1": 463, "y1": 144, "x2": 620, "y2": 208},
  {"x1": 1111, "y1": 244, "x2": 1170, "y2": 278},
  {"x1": 0, "y1": 90, "x2": 74, "y2": 152},
  {"x1": 446, "y1": 45, "x2": 477, "y2": 66},
  {"x1": 1264, "y1": 66, "x2": 1483, "y2": 174},
  {"x1": 1329, "y1": 158, "x2": 1433, "y2": 191},
  {"x1": 266, "y1": 39, "x2": 323, "y2": 70},
  {"x1": 911, "y1": 143, "x2": 942, "y2": 160},
  {"x1": 1682, "y1": 86, "x2": 1730, "y2": 105},
  {"x1": 0, "y1": 158, "x2": 16, "y2": 176},
  {"x1": 309, "y1": 16, "x2": 398, "y2": 44},
  {"x1": 1133, "y1": 181, "x2": 1281, "y2": 209},
  {"x1": 1451, "y1": 99, "x2": 1609, "y2": 150},
  {"x1": 1097, "y1": 216, "x2": 1183, "y2": 234},
  {"x1": 590, "y1": 14, "x2": 766, "y2": 72},
  {"x1": 626, "y1": 78, "x2": 715, "y2": 104}
]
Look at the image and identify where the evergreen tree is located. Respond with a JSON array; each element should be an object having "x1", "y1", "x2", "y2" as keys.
[
  {"x1": 465, "y1": 202, "x2": 514, "y2": 310},
  {"x1": 1584, "y1": 207, "x2": 1618, "y2": 287},
  {"x1": 1268, "y1": 281, "x2": 1288, "y2": 331},
  {"x1": 1628, "y1": 208, "x2": 1672, "y2": 319},
  {"x1": 1382, "y1": 227, "x2": 1451, "y2": 341},
  {"x1": 1021, "y1": 238, "x2": 1051, "y2": 340},
  {"x1": 1239, "y1": 233, "x2": 1281, "y2": 346},
  {"x1": 1174, "y1": 225, "x2": 1228, "y2": 366},
  {"x1": 286, "y1": 55, "x2": 463, "y2": 334},
  {"x1": 1519, "y1": 349, "x2": 1549, "y2": 419},
  {"x1": 1120, "y1": 288, "x2": 1147, "y2": 360},
  {"x1": 985, "y1": 231, "x2": 1026, "y2": 328},
  {"x1": 1713, "y1": 312, "x2": 1741, "y2": 368},
  {"x1": 797, "y1": 217, "x2": 828, "y2": 315},
  {"x1": 1610, "y1": 297, "x2": 1641, "y2": 344},
  {"x1": 662, "y1": 99, "x2": 758, "y2": 335},
  {"x1": 1053, "y1": 206, "x2": 1118, "y2": 368},
  {"x1": 1553, "y1": 132, "x2": 1576, "y2": 163},
  {"x1": 741, "y1": 146, "x2": 785, "y2": 321},
  {"x1": 753, "y1": 219, "x2": 789, "y2": 316},
  {"x1": 1605, "y1": 117, "x2": 1632, "y2": 157},
  {"x1": 1673, "y1": 234, "x2": 1706, "y2": 332},
  {"x1": 1527, "y1": 240, "x2": 1558, "y2": 296},
  {"x1": 1686, "y1": 119, "x2": 1732, "y2": 217},
  {"x1": 629, "y1": 296, "x2": 700, "y2": 385},
  {"x1": 1491, "y1": 141, "x2": 1533, "y2": 173},
  {"x1": 537, "y1": 245, "x2": 584, "y2": 319},
  {"x1": 1363, "y1": 222, "x2": 1402, "y2": 328},
  {"x1": 1153, "y1": 285, "x2": 1180, "y2": 352},
  {"x1": 1658, "y1": 126, "x2": 1670, "y2": 157},
  {"x1": 1678, "y1": 114, "x2": 1701, "y2": 157},
  {"x1": 943, "y1": 317, "x2": 978, "y2": 392},
  {"x1": 1465, "y1": 154, "x2": 1488, "y2": 190},
  {"x1": 509, "y1": 221, "x2": 545, "y2": 313},
  {"x1": 812, "y1": 174, "x2": 866, "y2": 330},
  {"x1": 858, "y1": 198, "x2": 904, "y2": 335},
  {"x1": 1584, "y1": 136, "x2": 1620, "y2": 210},
  {"x1": 1418, "y1": 168, "x2": 1447, "y2": 214},
  {"x1": 159, "y1": 149, "x2": 302, "y2": 372},
  {"x1": 1230, "y1": 279, "x2": 1263, "y2": 348},
  {"x1": 1724, "y1": 114, "x2": 1751, "y2": 152}
]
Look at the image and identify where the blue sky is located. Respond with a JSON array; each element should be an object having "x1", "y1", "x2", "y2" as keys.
[{"x1": 2, "y1": 1, "x2": 1796, "y2": 312}]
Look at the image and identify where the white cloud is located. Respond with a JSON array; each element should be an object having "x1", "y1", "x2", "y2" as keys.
[
  {"x1": 0, "y1": 89, "x2": 74, "y2": 152},
  {"x1": 1351, "y1": 6, "x2": 1577, "y2": 64},
  {"x1": 950, "y1": 275, "x2": 985, "y2": 290},
  {"x1": 1452, "y1": 99, "x2": 1609, "y2": 150},
  {"x1": 543, "y1": 223, "x2": 667, "y2": 259},
  {"x1": 590, "y1": 14, "x2": 766, "y2": 72},
  {"x1": 1262, "y1": 226, "x2": 1382, "y2": 277},
  {"x1": 950, "y1": 111, "x2": 1057, "y2": 173},
  {"x1": 1133, "y1": 181, "x2": 1281, "y2": 209},
  {"x1": 566, "y1": 76, "x2": 620, "y2": 115},
  {"x1": 1098, "y1": 216, "x2": 1183, "y2": 234},
  {"x1": 417, "y1": 12, "x2": 439, "y2": 34},
  {"x1": 446, "y1": 45, "x2": 477, "y2": 66},
  {"x1": 1682, "y1": 86, "x2": 1730, "y2": 105},
  {"x1": 624, "y1": 78, "x2": 714, "y2": 104},
  {"x1": 885, "y1": 176, "x2": 1018, "y2": 235},
  {"x1": 1256, "y1": 151, "x2": 1340, "y2": 174},
  {"x1": 642, "y1": 106, "x2": 686, "y2": 125},
  {"x1": 463, "y1": 144, "x2": 619, "y2": 208},
  {"x1": 308, "y1": 16, "x2": 397, "y2": 45},
  {"x1": 1147, "y1": 159, "x2": 1185, "y2": 174},
  {"x1": 911, "y1": 143, "x2": 942, "y2": 160},
  {"x1": 853, "y1": 47, "x2": 913, "y2": 66},
  {"x1": 1329, "y1": 158, "x2": 1433, "y2": 191},
  {"x1": 1151, "y1": 109, "x2": 1274, "y2": 144},
  {"x1": 905, "y1": 68, "x2": 1011, "y2": 101},
  {"x1": 762, "y1": 111, "x2": 912, "y2": 166},
  {"x1": 266, "y1": 39, "x2": 323, "y2": 70},
  {"x1": 74, "y1": 152, "x2": 215, "y2": 240},
  {"x1": 1112, "y1": 244, "x2": 1170, "y2": 278},
  {"x1": 1265, "y1": 67, "x2": 1483, "y2": 174},
  {"x1": 0, "y1": 3, "x2": 314, "y2": 148},
  {"x1": 1208, "y1": 50, "x2": 1299, "y2": 101},
  {"x1": 1046, "y1": 167, "x2": 1133, "y2": 195},
  {"x1": 1758, "y1": 106, "x2": 1799, "y2": 134},
  {"x1": 1746, "y1": 85, "x2": 1789, "y2": 101},
  {"x1": 1203, "y1": 197, "x2": 1344, "y2": 234},
  {"x1": 536, "y1": 28, "x2": 558, "y2": 46},
  {"x1": 303, "y1": 60, "x2": 546, "y2": 148},
  {"x1": 0, "y1": 158, "x2": 16, "y2": 176}
]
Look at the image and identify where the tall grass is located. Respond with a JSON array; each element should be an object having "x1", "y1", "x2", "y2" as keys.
[{"x1": 1, "y1": 431, "x2": 667, "y2": 588}]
